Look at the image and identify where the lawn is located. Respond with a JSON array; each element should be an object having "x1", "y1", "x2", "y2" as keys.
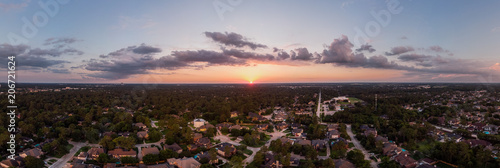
[
  {"x1": 243, "y1": 149, "x2": 253, "y2": 155},
  {"x1": 348, "y1": 97, "x2": 363, "y2": 103},
  {"x1": 74, "y1": 146, "x2": 91, "y2": 156}
]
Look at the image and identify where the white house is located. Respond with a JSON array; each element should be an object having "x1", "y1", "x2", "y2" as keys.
[{"x1": 193, "y1": 118, "x2": 207, "y2": 128}]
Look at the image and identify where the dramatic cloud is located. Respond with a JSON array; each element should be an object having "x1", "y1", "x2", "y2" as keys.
[
  {"x1": 290, "y1": 48, "x2": 316, "y2": 61},
  {"x1": 385, "y1": 46, "x2": 415, "y2": 55},
  {"x1": 172, "y1": 49, "x2": 247, "y2": 66},
  {"x1": 0, "y1": 43, "x2": 76, "y2": 69},
  {"x1": 77, "y1": 33, "x2": 498, "y2": 80},
  {"x1": 355, "y1": 44, "x2": 376, "y2": 53},
  {"x1": 221, "y1": 48, "x2": 275, "y2": 61},
  {"x1": 99, "y1": 43, "x2": 161, "y2": 58},
  {"x1": 204, "y1": 32, "x2": 267, "y2": 50},
  {"x1": 86, "y1": 44, "x2": 186, "y2": 79},
  {"x1": 316, "y1": 35, "x2": 404, "y2": 69},
  {"x1": 0, "y1": 43, "x2": 29, "y2": 57},
  {"x1": 132, "y1": 44, "x2": 162, "y2": 54}
]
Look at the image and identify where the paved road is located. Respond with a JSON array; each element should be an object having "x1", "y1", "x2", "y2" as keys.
[
  {"x1": 346, "y1": 124, "x2": 378, "y2": 168},
  {"x1": 49, "y1": 141, "x2": 87, "y2": 168}
]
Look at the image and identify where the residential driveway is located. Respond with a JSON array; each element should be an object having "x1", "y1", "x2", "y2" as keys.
[
  {"x1": 346, "y1": 124, "x2": 378, "y2": 168},
  {"x1": 49, "y1": 141, "x2": 87, "y2": 168},
  {"x1": 135, "y1": 138, "x2": 165, "y2": 160}
]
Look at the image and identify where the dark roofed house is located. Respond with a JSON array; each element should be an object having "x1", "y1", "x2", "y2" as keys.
[
  {"x1": 292, "y1": 129, "x2": 303, "y2": 137},
  {"x1": 193, "y1": 133, "x2": 203, "y2": 142},
  {"x1": 141, "y1": 147, "x2": 160, "y2": 157},
  {"x1": 291, "y1": 123, "x2": 301, "y2": 130},
  {"x1": 196, "y1": 137, "x2": 211, "y2": 148},
  {"x1": 264, "y1": 152, "x2": 282, "y2": 168},
  {"x1": 77, "y1": 151, "x2": 88, "y2": 160},
  {"x1": 394, "y1": 152, "x2": 417, "y2": 168},
  {"x1": 216, "y1": 143, "x2": 237, "y2": 157},
  {"x1": 375, "y1": 136, "x2": 389, "y2": 144},
  {"x1": 137, "y1": 131, "x2": 149, "y2": 139},
  {"x1": 295, "y1": 139, "x2": 311, "y2": 146},
  {"x1": 216, "y1": 123, "x2": 233, "y2": 130},
  {"x1": 275, "y1": 122, "x2": 288, "y2": 130},
  {"x1": 87, "y1": 147, "x2": 105, "y2": 160},
  {"x1": 464, "y1": 139, "x2": 492, "y2": 147},
  {"x1": 327, "y1": 130, "x2": 340, "y2": 139},
  {"x1": 279, "y1": 137, "x2": 294, "y2": 145},
  {"x1": 0, "y1": 156, "x2": 24, "y2": 168},
  {"x1": 165, "y1": 143, "x2": 183, "y2": 154},
  {"x1": 108, "y1": 148, "x2": 137, "y2": 159},
  {"x1": 135, "y1": 122, "x2": 147, "y2": 130},
  {"x1": 19, "y1": 148, "x2": 44, "y2": 159},
  {"x1": 195, "y1": 151, "x2": 218, "y2": 164},
  {"x1": 383, "y1": 143, "x2": 402, "y2": 157},
  {"x1": 363, "y1": 128, "x2": 377, "y2": 137},
  {"x1": 334, "y1": 159, "x2": 355, "y2": 168},
  {"x1": 312, "y1": 140, "x2": 327, "y2": 150},
  {"x1": 327, "y1": 124, "x2": 339, "y2": 131}
]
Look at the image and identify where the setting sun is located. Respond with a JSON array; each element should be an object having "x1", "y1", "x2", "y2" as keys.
[{"x1": 249, "y1": 81, "x2": 254, "y2": 84}]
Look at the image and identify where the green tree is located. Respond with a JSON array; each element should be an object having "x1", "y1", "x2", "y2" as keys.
[
  {"x1": 99, "y1": 136, "x2": 116, "y2": 150},
  {"x1": 230, "y1": 156, "x2": 243, "y2": 168},
  {"x1": 97, "y1": 153, "x2": 110, "y2": 163},
  {"x1": 113, "y1": 136, "x2": 136, "y2": 150},
  {"x1": 121, "y1": 157, "x2": 139, "y2": 164},
  {"x1": 143, "y1": 154, "x2": 160, "y2": 164},
  {"x1": 24, "y1": 156, "x2": 44, "y2": 168}
]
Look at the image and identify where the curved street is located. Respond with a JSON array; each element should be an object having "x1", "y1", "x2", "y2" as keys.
[{"x1": 346, "y1": 124, "x2": 378, "y2": 168}]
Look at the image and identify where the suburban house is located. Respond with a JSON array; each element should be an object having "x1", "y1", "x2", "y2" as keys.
[
  {"x1": 312, "y1": 140, "x2": 327, "y2": 150},
  {"x1": 292, "y1": 129, "x2": 303, "y2": 137},
  {"x1": 275, "y1": 122, "x2": 288, "y2": 130},
  {"x1": 167, "y1": 157, "x2": 201, "y2": 168},
  {"x1": 76, "y1": 151, "x2": 89, "y2": 160},
  {"x1": 196, "y1": 123, "x2": 215, "y2": 132},
  {"x1": 363, "y1": 128, "x2": 378, "y2": 137},
  {"x1": 279, "y1": 137, "x2": 294, "y2": 145},
  {"x1": 327, "y1": 130, "x2": 340, "y2": 139},
  {"x1": 134, "y1": 123, "x2": 147, "y2": 130},
  {"x1": 193, "y1": 118, "x2": 207, "y2": 128},
  {"x1": 164, "y1": 143, "x2": 183, "y2": 154},
  {"x1": 137, "y1": 131, "x2": 149, "y2": 139},
  {"x1": 394, "y1": 152, "x2": 417, "y2": 168},
  {"x1": 295, "y1": 139, "x2": 312, "y2": 146},
  {"x1": 141, "y1": 147, "x2": 160, "y2": 157},
  {"x1": 108, "y1": 148, "x2": 137, "y2": 159},
  {"x1": 216, "y1": 143, "x2": 237, "y2": 157},
  {"x1": 195, "y1": 137, "x2": 212, "y2": 148},
  {"x1": 263, "y1": 152, "x2": 282, "y2": 168},
  {"x1": 256, "y1": 124, "x2": 269, "y2": 131},
  {"x1": 0, "y1": 156, "x2": 24, "y2": 168},
  {"x1": 19, "y1": 148, "x2": 44, "y2": 158},
  {"x1": 195, "y1": 151, "x2": 218, "y2": 164},
  {"x1": 193, "y1": 133, "x2": 203, "y2": 142},
  {"x1": 334, "y1": 159, "x2": 355, "y2": 168},
  {"x1": 230, "y1": 111, "x2": 239, "y2": 118},
  {"x1": 87, "y1": 148, "x2": 105, "y2": 160},
  {"x1": 216, "y1": 123, "x2": 233, "y2": 130}
]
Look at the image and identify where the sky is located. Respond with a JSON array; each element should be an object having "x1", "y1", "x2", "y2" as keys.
[{"x1": 1, "y1": 0, "x2": 500, "y2": 84}]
